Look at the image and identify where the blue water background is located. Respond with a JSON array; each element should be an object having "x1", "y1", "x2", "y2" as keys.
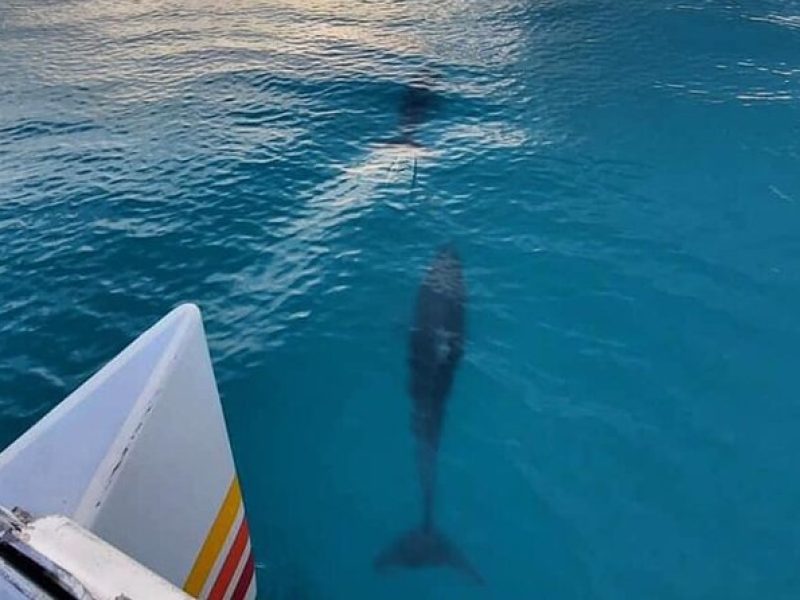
[{"x1": 3, "y1": 1, "x2": 800, "y2": 598}]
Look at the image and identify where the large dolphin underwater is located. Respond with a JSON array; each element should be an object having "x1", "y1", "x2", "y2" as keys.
[{"x1": 375, "y1": 245, "x2": 482, "y2": 585}]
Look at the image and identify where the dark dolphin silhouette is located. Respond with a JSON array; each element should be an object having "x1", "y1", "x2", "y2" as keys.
[
  {"x1": 375, "y1": 245, "x2": 482, "y2": 585},
  {"x1": 380, "y1": 72, "x2": 441, "y2": 185},
  {"x1": 396, "y1": 79, "x2": 439, "y2": 147}
]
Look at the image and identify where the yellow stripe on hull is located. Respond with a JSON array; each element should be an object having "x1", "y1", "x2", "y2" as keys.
[{"x1": 183, "y1": 477, "x2": 242, "y2": 597}]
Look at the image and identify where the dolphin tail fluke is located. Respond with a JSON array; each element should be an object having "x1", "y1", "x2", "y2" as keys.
[{"x1": 374, "y1": 527, "x2": 483, "y2": 585}]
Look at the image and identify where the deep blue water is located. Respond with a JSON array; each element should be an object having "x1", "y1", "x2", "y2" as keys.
[{"x1": 3, "y1": 1, "x2": 800, "y2": 598}]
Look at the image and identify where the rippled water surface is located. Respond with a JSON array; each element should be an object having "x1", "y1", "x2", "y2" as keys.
[{"x1": 3, "y1": 0, "x2": 800, "y2": 598}]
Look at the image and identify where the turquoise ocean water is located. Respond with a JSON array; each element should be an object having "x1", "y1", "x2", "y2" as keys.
[{"x1": 2, "y1": 1, "x2": 800, "y2": 598}]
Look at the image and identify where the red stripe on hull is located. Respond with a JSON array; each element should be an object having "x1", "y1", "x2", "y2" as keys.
[
  {"x1": 230, "y1": 551, "x2": 255, "y2": 600},
  {"x1": 208, "y1": 519, "x2": 250, "y2": 600}
]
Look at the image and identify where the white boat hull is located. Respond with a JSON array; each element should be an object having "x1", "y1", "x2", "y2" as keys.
[{"x1": 0, "y1": 304, "x2": 256, "y2": 599}]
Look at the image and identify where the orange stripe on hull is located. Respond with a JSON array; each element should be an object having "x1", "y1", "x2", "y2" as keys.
[{"x1": 208, "y1": 519, "x2": 250, "y2": 600}]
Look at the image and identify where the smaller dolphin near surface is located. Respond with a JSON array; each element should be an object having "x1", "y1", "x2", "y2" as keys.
[
  {"x1": 381, "y1": 70, "x2": 441, "y2": 147},
  {"x1": 396, "y1": 79, "x2": 439, "y2": 147},
  {"x1": 375, "y1": 245, "x2": 482, "y2": 585},
  {"x1": 374, "y1": 71, "x2": 442, "y2": 187}
]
